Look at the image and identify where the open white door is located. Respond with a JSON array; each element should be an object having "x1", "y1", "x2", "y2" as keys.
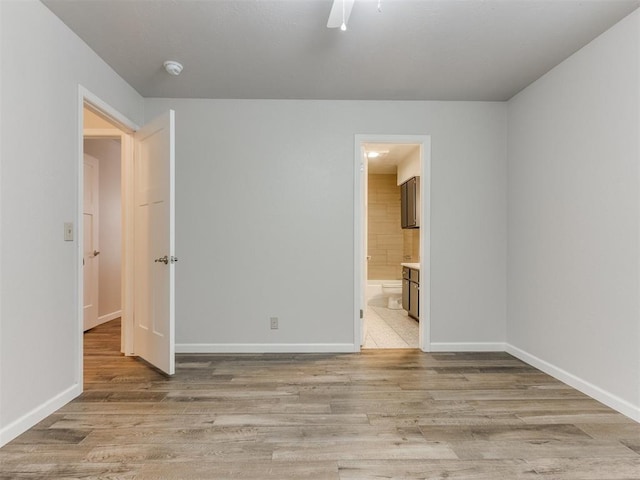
[
  {"x1": 133, "y1": 110, "x2": 175, "y2": 375},
  {"x1": 83, "y1": 155, "x2": 100, "y2": 331}
]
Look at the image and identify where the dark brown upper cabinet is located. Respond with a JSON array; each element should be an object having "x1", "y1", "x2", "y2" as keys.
[{"x1": 401, "y1": 176, "x2": 420, "y2": 229}]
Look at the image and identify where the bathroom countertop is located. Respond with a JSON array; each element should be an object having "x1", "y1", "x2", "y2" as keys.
[{"x1": 401, "y1": 262, "x2": 420, "y2": 270}]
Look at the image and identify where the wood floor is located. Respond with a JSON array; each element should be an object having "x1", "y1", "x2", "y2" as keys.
[{"x1": 1, "y1": 319, "x2": 639, "y2": 479}]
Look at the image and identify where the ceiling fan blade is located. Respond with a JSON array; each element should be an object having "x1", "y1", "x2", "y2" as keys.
[{"x1": 327, "y1": 0, "x2": 355, "y2": 28}]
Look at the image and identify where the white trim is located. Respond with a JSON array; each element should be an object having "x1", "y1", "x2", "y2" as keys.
[
  {"x1": 98, "y1": 310, "x2": 122, "y2": 324},
  {"x1": 176, "y1": 343, "x2": 357, "y2": 354},
  {"x1": 83, "y1": 128, "x2": 123, "y2": 139},
  {"x1": 84, "y1": 310, "x2": 122, "y2": 332},
  {"x1": 430, "y1": 342, "x2": 507, "y2": 352},
  {"x1": 420, "y1": 138, "x2": 431, "y2": 351},
  {"x1": 353, "y1": 142, "x2": 365, "y2": 350},
  {"x1": 506, "y1": 344, "x2": 640, "y2": 423},
  {"x1": 0, "y1": 383, "x2": 81, "y2": 447},
  {"x1": 637, "y1": 19, "x2": 640, "y2": 414},
  {"x1": 80, "y1": 87, "x2": 139, "y2": 133},
  {"x1": 354, "y1": 134, "x2": 431, "y2": 352},
  {"x1": 637, "y1": 29, "x2": 640, "y2": 422}
]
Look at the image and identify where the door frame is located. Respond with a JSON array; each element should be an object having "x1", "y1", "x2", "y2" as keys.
[
  {"x1": 353, "y1": 134, "x2": 432, "y2": 352},
  {"x1": 76, "y1": 86, "x2": 139, "y2": 386}
]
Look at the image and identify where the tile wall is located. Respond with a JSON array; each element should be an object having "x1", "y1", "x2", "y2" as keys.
[
  {"x1": 404, "y1": 228, "x2": 420, "y2": 264},
  {"x1": 368, "y1": 174, "x2": 420, "y2": 280}
]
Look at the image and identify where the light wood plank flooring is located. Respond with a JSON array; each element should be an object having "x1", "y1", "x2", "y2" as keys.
[{"x1": 1, "y1": 319, "x2": 639, "y2": 479}]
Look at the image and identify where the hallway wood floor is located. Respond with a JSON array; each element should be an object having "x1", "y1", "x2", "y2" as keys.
[{"x1": 1, "y1": 319, "x2": 639, "y2": 479}]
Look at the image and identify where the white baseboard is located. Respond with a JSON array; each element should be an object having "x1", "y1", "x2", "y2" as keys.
[
  {"x1": 84, "y1": 310, "x2": 122, "y2": 332},
  {"x1": 429, "y1": 342, "x2": 506, "y2": 352},
  {"x1": 0, "y1": 383, "x2": 82, "y2": 447},
  {"x1": 506, "y1": 344, "x2": 640, "y2": 423},
  {"x1": 176, "y1": 343, "x2": 358, "y2": 354},
  {"x1": 98, "y1": 310, "x2": 122, "y2": 323}
]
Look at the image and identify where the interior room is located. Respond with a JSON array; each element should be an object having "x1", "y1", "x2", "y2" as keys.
[
  {"x1": 1, "y1": 0, "x2": 640, "y2": 477},
  {"x1": 362, "y1": 143, "x2": 421, "y2": 349}
]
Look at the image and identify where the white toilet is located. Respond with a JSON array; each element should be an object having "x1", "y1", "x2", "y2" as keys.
[{"x1": 382, "y1": 281, "x2": 403, "y2": 309}]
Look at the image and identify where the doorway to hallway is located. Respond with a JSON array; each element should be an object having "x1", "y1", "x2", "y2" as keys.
[
  {"x1": 78, "y1": 88, "x2": 177, "y2": 380},
  {"x1": 83, "y1": 108, "x2": 125, "y2": 333}
]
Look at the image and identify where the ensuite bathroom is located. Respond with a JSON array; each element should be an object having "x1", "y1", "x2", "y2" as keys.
[{"x1": 363, "y1": 143, "x2": 422, "y2": 349}]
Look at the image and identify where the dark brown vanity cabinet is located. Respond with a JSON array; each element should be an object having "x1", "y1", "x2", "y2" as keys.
[
  {"x1": 402, "y1": 278, "x2": 410, "y2": 312},
  {"x1": 401, "y1": 176, "x2": 419, "y2": 229},
  {"x1": 402, "y1": 266, "x2": 419, "y2": 321}
]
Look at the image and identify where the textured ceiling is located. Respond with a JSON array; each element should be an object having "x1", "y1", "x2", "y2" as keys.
[
  {"x1": 366, "y1": 143, "x2": 419, "y2": 174},
  {"x1": 43, "y1": 0, "x2": 640, "y2": 101}
]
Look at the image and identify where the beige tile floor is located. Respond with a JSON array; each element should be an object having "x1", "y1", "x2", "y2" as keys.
[{"x1": 363, "y1": 304, "x2": 419, "y2": 349}]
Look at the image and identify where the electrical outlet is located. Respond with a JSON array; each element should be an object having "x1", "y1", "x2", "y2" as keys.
[{"x1": 270, "y1": 317, "x2": 279, "y2": 330}]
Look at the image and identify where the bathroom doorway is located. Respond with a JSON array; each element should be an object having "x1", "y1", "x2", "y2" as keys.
[{"x1": 354, "y1": 135, "x2": 431, "y2": 351}]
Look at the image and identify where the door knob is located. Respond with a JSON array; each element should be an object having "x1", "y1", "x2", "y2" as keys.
[
  {"x1": 154, "y1": 255, "x2": 169, "y2": 264},
  {"x1": 93, "y1": 250, "x2": 100, "y2": 257}
]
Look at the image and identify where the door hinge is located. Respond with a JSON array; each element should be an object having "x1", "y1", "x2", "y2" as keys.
[{"x1": 360, "y1": 309, "x2": 363, "y2": 319}]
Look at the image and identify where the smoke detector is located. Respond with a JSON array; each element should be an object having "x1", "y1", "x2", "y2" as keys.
[{"x1": 163, "y1": 60, "x2": 183, "y2": 76}]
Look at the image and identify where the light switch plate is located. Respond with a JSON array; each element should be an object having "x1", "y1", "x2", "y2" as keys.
[{"x1": 64, "y1": 222, "x2": 74, "y2": 241}]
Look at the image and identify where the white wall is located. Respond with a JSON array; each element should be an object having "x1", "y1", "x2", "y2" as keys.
[
  {"x1": 0, "y1": 1, "x2": 144, "y2": 445},
  {"x1": 507, "y1": 10, "x2": 640, "y2": 420},
  {"x1": 83, "y1": 141, "x2": 122, "y2": 320},
  {"x1": 397, "y1": 149, "x2": 421, "y2": 185},
  {"x1": 144, "y1": 99, "x2": 508, "y2": 351}
]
